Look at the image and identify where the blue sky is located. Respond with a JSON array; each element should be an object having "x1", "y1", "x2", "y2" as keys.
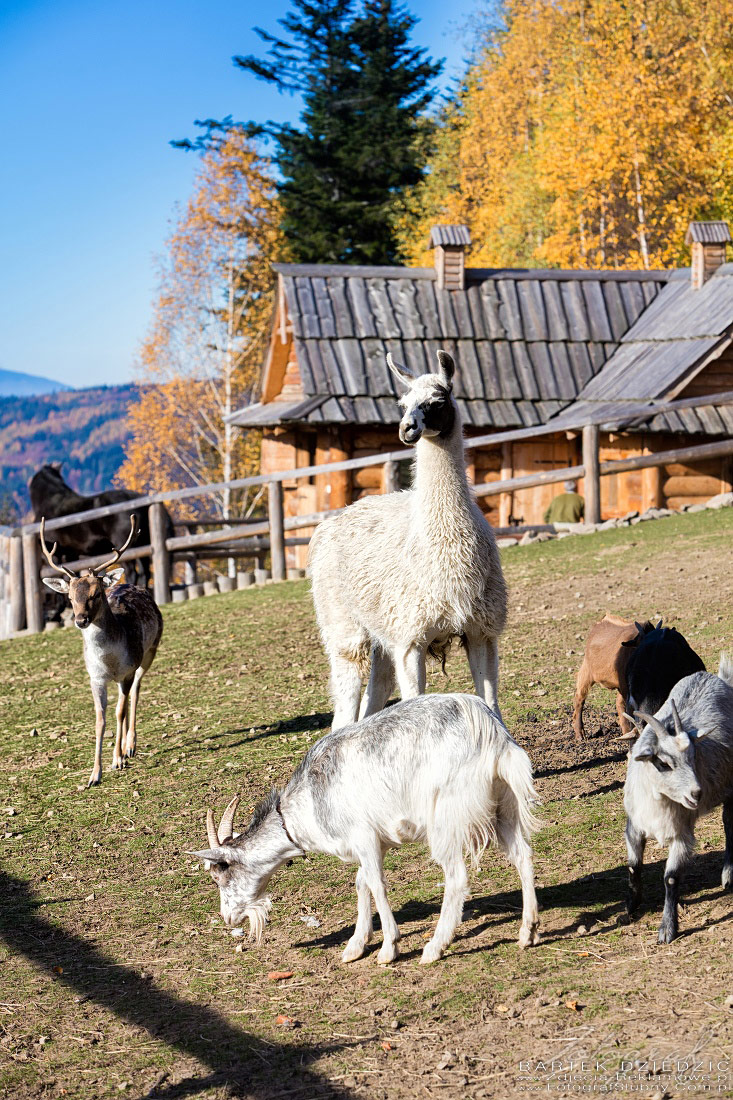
[{"x1": 0, "y1": 0, "x2": 483, "y2": 390}]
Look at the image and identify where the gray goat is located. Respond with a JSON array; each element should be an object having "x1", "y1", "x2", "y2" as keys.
[
  {"x1": 191, "y1": 693, "x2": 541, "y2": 965},
  {"x1": 624, "y1": 655, "x2": 733, "y2": 943}
]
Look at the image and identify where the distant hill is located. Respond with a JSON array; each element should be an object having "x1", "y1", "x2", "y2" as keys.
[
  {"x1": 0, "y1": 367, "x2": 72, "y2": 397},
  {"x1": 0, "y1": 384, "x2": 141, "y2": 524}
]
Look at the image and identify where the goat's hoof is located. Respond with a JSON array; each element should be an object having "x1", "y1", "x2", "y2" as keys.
[
  {"x1": 420, "y1": 942, "x2": 444, "y2": 965},
  {"x1": 87, "y1": 776, "x2": 101, "y2": 788},
  {"x1": 657, "y1": 921, "x2": 678, "y2": 944},
  {"x1": 342, "y1": 941, "x2": 366, "y2": 964},
  {"x1": 722, "y1": 865, "x2": 733, "y2": 890},
  {"x1": 377, "y1": 943, "x2": 398, "y2": 966},
  {"x1": 519, "y1": 923, "x2": 541, "y2": 948}
]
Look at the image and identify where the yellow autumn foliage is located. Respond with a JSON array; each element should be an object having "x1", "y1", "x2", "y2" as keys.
[{"x1": 398, "y1": 0, "x2": 733, "y2": 270}]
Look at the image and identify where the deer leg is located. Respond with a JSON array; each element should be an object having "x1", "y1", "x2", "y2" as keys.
[
  {"x1": 112, "y1": 678, "x2": 133, "y2": 770},
  {"x1": 124, "y1": 666, "x2": 145, "y2": 758},
  {"x1": 88, "y1": 682, "x2": 107, "y2": 788}
]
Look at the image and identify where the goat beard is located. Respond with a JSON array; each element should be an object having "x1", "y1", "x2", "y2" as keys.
[{"x1": 246, "y1": 896, "x2": 272, "y2": 943}]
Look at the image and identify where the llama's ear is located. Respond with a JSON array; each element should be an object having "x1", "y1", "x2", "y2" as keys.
[
  {"x1": 386, "y1": 352, "x2": 414, "y2": 389},
  {"x1": 436, "y1": 350, "x2": 455, "y2": 389}
]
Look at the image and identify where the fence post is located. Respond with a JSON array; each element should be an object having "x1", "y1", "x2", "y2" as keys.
[
  {"x1": 22, "y1": 531, "x2": 43, "y2": 634},
  {"x1": 8, "y1": 534, "x2": 25, "y2": 635},
  {"x1": 149, "y1": 503, "x2": 171, "y2": 605},
  {"x1": 268, "y1": 481, "x2": 286, "y2": 581},
  {"x1": 582, "y1": 424, "x2": 601, "y2": 524},
  {"x1": 382, "y1": 460, "x2": 399, "y2": 494}
]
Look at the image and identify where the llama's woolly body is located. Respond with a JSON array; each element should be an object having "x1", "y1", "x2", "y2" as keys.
[{"x1": 309, "y1": 355, "x2": 507, "y2": 724}]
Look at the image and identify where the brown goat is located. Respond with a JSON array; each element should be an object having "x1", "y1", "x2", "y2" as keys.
[{"x1": 572, "y1": 615, "x2": 655, "y2": 740}]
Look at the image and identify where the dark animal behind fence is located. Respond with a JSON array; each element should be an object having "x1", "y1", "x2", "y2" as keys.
[
  {"x1": 625, "y1": 623, "x2": 706, "y2": 717},
  {"x1": 29, "y1": 464, "x2": 172, "y2": 588}
]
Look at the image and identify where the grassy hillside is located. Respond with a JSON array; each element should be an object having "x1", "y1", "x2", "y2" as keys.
[
  {"x1": 2, "y1": 508, "x2": 733, "y2": 1098},
  {"x1": 0, "y1": 384, "x2": 139, "y2": 522}
]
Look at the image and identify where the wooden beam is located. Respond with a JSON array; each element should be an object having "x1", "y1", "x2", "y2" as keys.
[
  {"x1": 8, "y1": 535, "x2": 24, "y2": 634},
  {"x1": 149, "y1": 503, "x2": 171, "y2": 605},
  {"x1": 268, "y1": 481, "x2": 286, "y2": 581},
  {"x1": 22, "y1": 533, "x2": 43, "y2": 634}
]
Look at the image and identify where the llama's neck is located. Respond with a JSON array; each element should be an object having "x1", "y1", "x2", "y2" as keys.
[{"x1": 412, "y1": 417, "x2": 477, "y2": 531}]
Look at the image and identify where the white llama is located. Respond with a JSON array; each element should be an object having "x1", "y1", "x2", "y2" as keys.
[{"x1": 308, "y1": 349, "x2": 508, "y2": 729}]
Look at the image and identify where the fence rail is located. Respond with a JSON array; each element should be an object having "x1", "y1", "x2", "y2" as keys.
[{"x1": 4, "y1": 387, "x2": 733, "y2": 638}]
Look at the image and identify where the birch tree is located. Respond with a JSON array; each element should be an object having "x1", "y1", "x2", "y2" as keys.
[{"x1": 118, "y1": 131, "x2": 281, "y2": 521}]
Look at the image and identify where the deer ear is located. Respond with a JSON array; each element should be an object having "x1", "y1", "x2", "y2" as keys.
[
  {"x1": 101, "y1": 567, "x2": 126, "y2": 588},
  {"x1": 43, "y1": 576, "x2": 69, "y2": 594}
]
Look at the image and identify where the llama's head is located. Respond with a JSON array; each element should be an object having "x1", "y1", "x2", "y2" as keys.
[{"x1": 388, "y1": 350, "x2": 457, "y2": 444}]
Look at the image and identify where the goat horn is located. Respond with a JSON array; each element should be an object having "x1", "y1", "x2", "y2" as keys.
[
  {"x1": 218, "y1": 796, "x2": 240, "y2": 841},
  {"x1": 39, "y1": 517, "x2": 75, "y2": 579},
  {"x1": 634, "y1": 710, "x2": 669, "y2": 738},
  {"x1": 670, "y1": 699, "x2": 685, "y2": 738},
  {"x1": 206, "y1": 809, "x2": 220, "y2": 848},
  {"x1": 94, "y1": 515, "x2": 138, "y2": 575}
]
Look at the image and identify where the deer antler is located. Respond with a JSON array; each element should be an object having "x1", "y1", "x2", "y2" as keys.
[
  {"x1": 93, "y1": 515, "x2": 138, "y2": 574},
  {"x1": 39, "y1": 517, "x2": 74, "y2": 579}
]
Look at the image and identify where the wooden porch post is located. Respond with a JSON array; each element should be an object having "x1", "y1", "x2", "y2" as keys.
[{"x1": 582, "y1": 424, "x2": 601, "y2": 524}]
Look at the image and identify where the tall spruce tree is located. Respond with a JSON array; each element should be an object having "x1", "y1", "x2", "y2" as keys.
[{"x1": 234, "y1": 0, "x2": 442, "y2": 263}]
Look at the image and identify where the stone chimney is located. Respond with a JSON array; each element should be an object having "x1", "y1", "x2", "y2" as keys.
[
  {"x1": 685, "y1": 221, "x2": 731, "y2": 289},
  {"x1": 429, "y1": 225, "x2": 471, "y2": 290}
]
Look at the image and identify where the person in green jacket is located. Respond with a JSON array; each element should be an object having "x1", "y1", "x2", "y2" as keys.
[{"x1": 544, "y1": 480, "x2": 585, "y2": 526}]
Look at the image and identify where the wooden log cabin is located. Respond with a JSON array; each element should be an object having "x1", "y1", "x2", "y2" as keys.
[{"x1": 230, "y1": 221, "x2": 733, "y2": 567}]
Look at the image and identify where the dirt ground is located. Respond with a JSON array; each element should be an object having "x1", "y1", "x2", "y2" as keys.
[{"x1": 2, "y1": 508, "x2": 733, "y2": 1099}]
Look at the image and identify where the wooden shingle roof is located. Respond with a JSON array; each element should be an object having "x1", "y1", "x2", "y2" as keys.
[{"x1": 230, "y1": 263, "x2": 669, "y2": 430}]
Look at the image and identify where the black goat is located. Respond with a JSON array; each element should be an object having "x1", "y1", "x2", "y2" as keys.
[
  {"x1": 29, "y1": 464, "x2": 172, "y2": 589},
  {"x1": 625, "y1": 622, "x2": 706, "y2": 717}
]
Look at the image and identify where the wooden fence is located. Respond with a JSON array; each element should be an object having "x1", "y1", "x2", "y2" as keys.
[{"x1": 3, "y1": 387, "x2": 733, "y2": 638}]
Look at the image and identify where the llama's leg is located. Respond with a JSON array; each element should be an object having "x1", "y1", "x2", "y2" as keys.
[
  {"x1": 88, "y1": 681, "x2": 107, "y2": 788},
  {"x1": 112, "y1": 678, "x2": 133, "y2": 771},
  {"x1": 572, "y1": 660, "x2": 593, "y2": 740},
  {"x1": 124, "y1": 666, "x2": 145, "y2": 758},
  {"x1": 393, "y1": 644, "x2": 426, "y2": 701},
  {"x1": 342, "y1": 867, "x2": 374, "y2": 963},
  {"x1": 330, "y1": 653, "x2": 363, "y2": 731},
  {"x1": 658, "y1": 836, "x2": 691, "y2": 944},
  {"x1": 357, "y1": 849, "x2": 400, "y2": 964},
  {"x1": 359, "y1": 645, "x2": 395, "y2": 720},
  {"x1": 497, "y1": 811, "x2": 541, "y2": 947},
  {"x1": 466, "y1": 633, "x2": 502, "y2": 720},
  {"x1": 421, "y1": 852, "x2": 469, "y2": 964},
  {"x1": 626, "y1": 818, "x2": 646, "y2": 914}
]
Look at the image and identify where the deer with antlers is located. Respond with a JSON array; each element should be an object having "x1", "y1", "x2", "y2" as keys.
[{"x1": 40, "y1": 515, "x2": 164, "y2": 787}]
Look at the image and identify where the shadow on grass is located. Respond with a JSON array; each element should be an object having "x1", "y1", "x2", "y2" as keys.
[
  {"x1": 291, "y1": 850, "x2": 733, "y2": 960},
  {"x1": 0, "y1": 870, "x2": 357, "y2": 1100}
]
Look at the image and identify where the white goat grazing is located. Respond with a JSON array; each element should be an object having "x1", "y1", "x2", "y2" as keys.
[
  {"x1": 624, "y1": 655, "x2": 733, "y2": 943},
  {"x1": 308, "y1": 350, "x2": 507, "y2": 730},
  {"x1": 191, "y1": 693, "x2": 541, "y2": 965}
]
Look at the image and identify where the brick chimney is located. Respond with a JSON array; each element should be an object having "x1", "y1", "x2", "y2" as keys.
[
  {"x1": 685, "y1": 221, "x2": 731, "y2": 289},
  {"x1": 429, "y1": 225, "x2": 471, "y2": 290}
]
